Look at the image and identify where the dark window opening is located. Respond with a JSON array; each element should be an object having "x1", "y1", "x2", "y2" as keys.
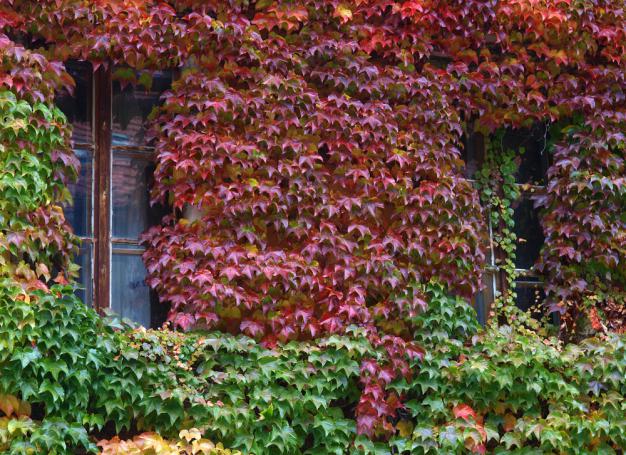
[
  {"x1": 502, "y1": 125, "x2": 550, "y2": 185},
  {"x1": 460, "y1": 132, "x2": 484, "y2": 180},
  {"x1": 513, "y1": 279, "x2": 546, "y2": 313},
  {"x1": 464, "y1": 125, "x2": 550, "y2": 324},
  {"x1": 512, "y1": 196, "x2": 545, "y2": 270},
  {"x1": 56, "y1": 62, "x2": 93, "y2": 145}
]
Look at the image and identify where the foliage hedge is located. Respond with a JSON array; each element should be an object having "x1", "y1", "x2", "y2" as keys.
[{"x1": 1, "y1": 281, "x2": 624, "y2": 454}]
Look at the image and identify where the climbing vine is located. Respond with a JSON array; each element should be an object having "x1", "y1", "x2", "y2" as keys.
[
  {"x1": 476, "y1": 132, "x2": 546, "y2": 332},
  {"x1": 0, "y1": 0, "x2": 624, "y2": 448},
  {"x1": 536, "y1": 118, "x2": 626, "y2": 338},
  {"x1": 0, "y1": 34, "x2": 78, "y2": 291},
  {"x1": 477, "y1": 134, "x2": 520, "y2": 323},
  {"x1": 1, "y1": 0, "x2": 623, "y2": 336}
]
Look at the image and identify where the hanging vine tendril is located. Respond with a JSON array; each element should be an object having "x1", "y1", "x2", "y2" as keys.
[{"x1": 477, "y1": 130, "x2": 542, "y2": 332}]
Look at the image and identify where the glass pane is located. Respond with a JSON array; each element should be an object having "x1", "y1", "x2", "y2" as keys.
[
  {"x1": 64, "y1": 148, "x2": 93, "y2": 237},
  {"x1": 502, "y1": 125, "x2": 549, "y2": 185},
  {"x1": 74, "y1": 244, "x2": 92, "y2": 307},
  {"x1": 56, "y1": 61, "x2": 92, "y2": 145},
  {"x1": 513, "y1": 280, "x2": 545, "y2": 313},
  {"x1": 513, "y1": 197, "x2": 544, "y2": 270},
  {"x1": 111, "y1": 250, "x2": 151, "y2": 327},
  {"x1": 461, "y1": 132, "x2": 483, "y2": 180},
  {"x1": 112, "y1": 71, "x2": 171, "y2": 147},
  {"x1": 112, "y1": 155, "x2": 155, "y2": 239}
]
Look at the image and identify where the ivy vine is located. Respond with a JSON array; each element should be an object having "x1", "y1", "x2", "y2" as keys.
[{"x1": 477, "y1": 130, "x2": 542, "y2": 332}]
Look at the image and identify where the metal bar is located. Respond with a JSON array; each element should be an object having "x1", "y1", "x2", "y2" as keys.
[
  {"x1": 111, "y1": 148, "x2": 156, "y2": 159},
  {"x1": 111, "y1": 145, "x2": 155, "y2": 152},
  {"x1": 515, "y1": 280, "x2": 545, "y2": 286},
  {"x1": 484, "y1": 265, "x2": 540, "y2": 275}
]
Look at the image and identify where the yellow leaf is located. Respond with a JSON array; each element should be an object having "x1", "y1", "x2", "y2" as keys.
[
  {"x1": 244, "y1": 244, "x2": 258, "y2": 255},
  {"x1": 0, "y1": 395, "x2": 20, "y2": 417},
  {"x1": 192, "y1": 439, "x2": 216, "y2": 454},
  {"x1": 179, "y1": 428, "x2": 202, "y2": 442},
  {"x1": 334, "y1": 5, "x2": 353, "y2": 23},
  {"x1": 247, "y1": 178, "x2": 259, "y2": 188},
  {"x1": 396, "y1": 419, "x2": 414, "y2": 437},
  {"x1": 494, "y1": 401, "x2": 506, "y2": 415},
  {"x1": 17, "y1": 400, "x2": 31, "y2": 418}
]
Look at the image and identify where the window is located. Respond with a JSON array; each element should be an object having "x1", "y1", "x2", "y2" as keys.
[
  {"x1": 506, "y1": 125, "x2": 550, "y2": 319},
  {"x1": 57, "y1": 62, "x2": 171, "y2": 327},
  {"x1": 463, "y1": 125, "x2": 550, "y2": 324}
]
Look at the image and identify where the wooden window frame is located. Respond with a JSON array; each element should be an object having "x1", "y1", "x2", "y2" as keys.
[
  {"x1": 93, "y1": 65, "x2": 112, "y2": 315},
  {"x1": 90, "y1": 65, "x2": 163, "y2": 316},
  {"x1": 60, "y1": 61, "x2": 173, "y2": 321}
]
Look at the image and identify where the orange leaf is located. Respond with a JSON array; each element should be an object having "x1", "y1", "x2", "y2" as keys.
[
  {"x1": 453, "y1": 404, "x2": 477, "y2": 421},
  {"x1": 503, "y1": 413, "x2": 516, "y2": 432},
  {"x1": 0, "y1": 394, "x2": 20, "y2": 417}
]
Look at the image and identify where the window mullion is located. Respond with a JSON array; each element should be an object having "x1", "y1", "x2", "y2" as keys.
[{"x1": 93, "y1": 64, "x2": 112, "y2": 314}]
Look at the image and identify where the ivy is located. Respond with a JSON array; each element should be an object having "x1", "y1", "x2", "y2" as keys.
[
  {"x1": 535, "y1": 119, "x2": 626, "y2": 337},
  {"x1": 1, "y1": 282, "x2": 624, "y2": 453},
  {"x1": 475, "y1": 131, "x2": 545, "y2": 333},
  {"x1": 387, "y1": 286, "x2": 626, "y2": 454},
  {"x1": 0, "y1": 0, "x2": 625, "y2": 450},
  {"x1": 477, "y1": 133, "x2": 520, "y2": 322},
  {"x1": 98, "y1": 429, "x2": 242, "y2": 454},
  {"x1": 0, "y1": 35, "x2": 77, "y2": 289},
  {"x1": 1, "y1": 0, "x2": 624, "y2": 336}
]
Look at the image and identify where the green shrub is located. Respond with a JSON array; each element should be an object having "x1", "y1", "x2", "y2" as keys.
[
  {"x1": 0, "y1": 280, "x2": 624, "y2": 454},
  {"x1": 387, "y1": 286, "x2": 626, "y2": 453},
  {"x1": 0, "y1": 280, "x2": 374, "y2": 453},
  {"x1": 0, "y1": 417, "x2": 92, "y2": 454}
]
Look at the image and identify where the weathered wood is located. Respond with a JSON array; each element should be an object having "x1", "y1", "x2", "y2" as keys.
[{"x1": 93, "y1": 65, "x2": 112, "y2": 314}]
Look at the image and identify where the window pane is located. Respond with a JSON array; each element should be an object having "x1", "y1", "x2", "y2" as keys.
[
  {"x1": 111, "y1": 249, "x2": 151, "y2": 327},
  {"x1": 513, "y1": 280, "x2": 545, "y2": 313},
  {"x1": 112, "y1": 155, "x2": 153, "y2": 239},
  {"x1": 502, "y1": 126, "x2": 549, "y2": 185},
  {"x1": 56, "y1": 61, "x2": 92, "y2": 145},
  {"x1": 64, "y1": 148, "x2": 93, "y2": 237},
  {"x1": 461, "y1": 132, "x2": 483, "y2": 179},
  {"x1": 112, "y1": 71, "x2": 171, "y2": 147},
  {"x1": 513, "y1": 197, "x2": 544, "y2": 269},
  {"x1": 74, "y1": 244, "x2": 92, "y2": 307}
]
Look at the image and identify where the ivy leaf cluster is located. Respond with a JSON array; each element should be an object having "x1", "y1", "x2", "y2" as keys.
[
  {"x1": 0, "y1": 34, "x2": 78, "y2": 289},
  {"x1": 535, "y1": 119, "x2": 626, "y2": 337}
]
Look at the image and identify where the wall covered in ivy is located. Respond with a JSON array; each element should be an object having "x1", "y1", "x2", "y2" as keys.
[
  {"x1": 0, "y1": 0, "x2": 624, "y2": 452},
  {"x1": 2, "y1": 0, "x2": 624, "y2": 338}
]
